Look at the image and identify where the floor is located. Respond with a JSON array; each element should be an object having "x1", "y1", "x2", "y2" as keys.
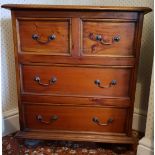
[{"x1": 2, "y1": 131, "x2": 140, "y2": 155}]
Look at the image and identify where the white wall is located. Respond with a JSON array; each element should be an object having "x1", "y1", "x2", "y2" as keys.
[{"x1": 137, "y1": 65, "x2": 154, "y2": 155}]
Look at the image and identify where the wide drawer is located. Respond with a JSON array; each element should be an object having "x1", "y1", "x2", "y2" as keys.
[
  {"x1": 82, "y1": 20, "x2": 135, "y2": 56},
  {"x1": 21, "y1": 65, "x2": 131, "y2": 97},
  {"x1": 24, "y1": 104, "x2": 128, "y2": 133},
  {"x1": 18, "y1": 18, "x2": 70, "y2": 54}
]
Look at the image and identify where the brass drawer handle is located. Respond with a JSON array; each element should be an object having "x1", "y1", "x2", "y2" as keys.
[
  {"x1": 36, "y1": 115, "x2": 58, "y2": 124},
  {"x1": 94, "y1": 79, "x2": 117, "y2": 88},
  {"x1": 92, "y1": 117, "x2": 113, "y2": 126},
  {"x1": 32, "y1": 34, "x2": 56, "y2": 44},
  {"x1": 34, "y1": 76, "x2": 57, "y2": 86},
  {"x1": 89, "y1": 33, "x2": 120, "y2": 45}
]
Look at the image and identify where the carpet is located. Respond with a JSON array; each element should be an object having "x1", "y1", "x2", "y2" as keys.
[{"x1": 2, "y1": 132, "x2": 139, "y2": 155}]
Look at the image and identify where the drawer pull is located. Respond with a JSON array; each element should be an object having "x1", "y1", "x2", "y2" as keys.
[
  {"x1": 36, "y1": 115, "x2": 58, "y2": 124},
  {"x1": 96, "y1": 35, "x2": 112, "y2": 45},
  {"x1": 34, "y1": 76, "x2": 57, "y2": 86},
  {"x1": 94, "y1": 79, "x2": 117, "y2": 88},
  {"x1": 113, "y1": 36, "x2": 121, "y2": 42},
  {"x1": 89, "y1": 33, "x2": 120, "y2": 45},
  {"x1": 32, "y1": 34, "x2": 56, "y2": 44},
  {"x1": 92, "y1": 117, "x2": 113, "y2": 126}
]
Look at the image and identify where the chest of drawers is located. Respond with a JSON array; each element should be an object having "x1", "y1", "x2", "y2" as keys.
[{"x1": 2, "y1": 4, "x2": 151, "y2": 144}]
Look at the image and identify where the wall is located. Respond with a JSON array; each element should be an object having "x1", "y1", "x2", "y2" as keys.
[
  {"x1": 145, "y1": 67, "x2": 154, "y2": 141},
  {"x1": 137, "y1": 65, "x2": 154, "y2": 155},
  {"x1": 1, "y1": 0, "x2": 153, "y2": 135}
]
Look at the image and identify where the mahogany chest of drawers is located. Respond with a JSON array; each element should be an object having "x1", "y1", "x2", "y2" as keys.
[{"x1": 2, "y1": 4, "x2": 151, "y2": 144}]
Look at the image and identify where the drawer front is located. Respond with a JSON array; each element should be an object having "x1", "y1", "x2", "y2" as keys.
[
  {"x1": 24, "y1": 104, "x2": 127, "y2": 133},
  {"x1": 82, "y1": 20, "x2": 135, "y2": 56},
  {"x1": 18, "y1": 18, "x2": 70, "y2": 54},
  {"x1": 21, "y1": 65, "x2": 131, "y2": 97}
]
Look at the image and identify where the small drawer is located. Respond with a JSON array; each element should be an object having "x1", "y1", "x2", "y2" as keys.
[
  {"x1": 18, "y1": 18, "x2": 70, "y2": 55},
  {"x1": 24, "y1": 104, "x2": 128, "y2": 133},
  {"x1": 82, "y1": 20, "x2": 135, "y2": 56},
  {"x1": 21, "y1": 65, "x2": 131, "y2": 97}
]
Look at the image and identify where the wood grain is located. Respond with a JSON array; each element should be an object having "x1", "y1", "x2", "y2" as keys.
[
  {"x1": 12, "y1": 10, "x2": 139, "y2": 20},
  {"x1": 21, "y1": 94, "x2": 131, "y2": 108},
  {"x1": 19, "y1": 54, "x2": 136, "y2": 66},
  {"x1": 18, "y1": 18, "x2": 70, "y2": 54},
  {"x1": 2, "y1": 4, "x2": 152, "y2": 14},
  {"x1": 15, "y1": 131, "x2": 135, "y2": 144},
  {"x1": 83, "y1": 21, "x2": 135, "y2": 56},
  {"x1": 24, "y1": 104, "x2": 128, "y2": 133},
  {"x1": 21, "y1": 65, "x2": 131, "y2": 97}
]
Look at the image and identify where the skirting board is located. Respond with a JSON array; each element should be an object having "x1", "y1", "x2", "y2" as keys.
[
  {"x1": 137, "y1": 137, "x2": 154, "y2": 155},
  {"x1": 132, "y1": 108, "x2": 147, "y2": 132},
  {"x1": 2, "y1": 108, "x2": 20, "y2": 137},
  {"x1": 2, "y1": 108, "x2": 146, "y2": 136}
]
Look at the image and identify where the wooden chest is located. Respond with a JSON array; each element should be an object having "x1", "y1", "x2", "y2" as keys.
[{"x1": 2, "y1": 4, "x2": 151, "y2": 144}]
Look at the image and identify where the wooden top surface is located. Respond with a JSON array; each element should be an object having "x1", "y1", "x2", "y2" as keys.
[{"x1": 1, "y1": 4, "x2": 152, "y2": 14}]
